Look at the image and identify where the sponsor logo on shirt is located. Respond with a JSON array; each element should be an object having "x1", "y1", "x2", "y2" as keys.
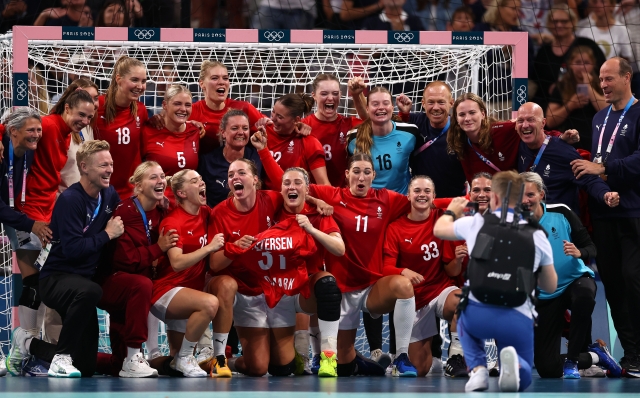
[
  {"x1": 521, "y1": 155, "x2": 526, "y2": 164},
  {"x1": 340, "y1": 201, "x2": 347, "y2": 207},
  {"x1": 155, "y1": 142, "x2": 164, "y2": 147},
  {"x1": 596, "y1": 124, "x2": 602, "y2": 131},
  {"x1": 187, "y1": 230, "x2": 193, "y2": 235},
  {"x1": 216, "y1": 179, "x2": 226, "y2": 188},
  {"x1": 287, "y1": 140, "x2": 294, "y2": 154},
  {"x1": 544, "y1": 163, "x2": 551, "y2": 177},
  {"x1": 232, "y1": 230, "x2": 240, "y2": 236},
  {"x1": 498, "y1": 152, "x2": 505, "y2": 162},
  {"x1": 405, "y1": 238, "x2": 413, "y2": 244},
  {"x1": 377, "y1": 206, "x2": 383, "y2": 219}
]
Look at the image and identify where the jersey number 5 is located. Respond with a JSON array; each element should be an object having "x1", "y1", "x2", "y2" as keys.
[{"x1": 177, "y1": 152, "x2": 186, "y2": 168}]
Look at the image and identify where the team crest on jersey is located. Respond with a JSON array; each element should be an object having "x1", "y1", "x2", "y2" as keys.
[
  {"x1": 192, "y1": 141, "x2": 198, "y2": 153},
  {"x1": 498, "y1": 152, "x2": 505, "y2": 162},
  {"x1": 550, "y1": 226, "x2": 559, "y2": 240},
  {"x1": 148, "y1": 219, "x2": 153, "y2": 230},
  {"x1": 544, "y1": 163, "x2": 551, "y2": 177},
  {"x1": 396, "y1": 141, "x2": 403, "y2": 153},
  {"x1": 377, "y1": 206, "x2": 383, "y2": 219},
  {"x1": 339, "y1": 132, "x2": 346, "y2": 144},
  {"x1": 621, "y1": 124, "x2": 628, "y2": 136},
  {"x1": 105, "y1": 205, "x2": 112, "y2": 214},
  {"x1": 136, "y1": 116, "x2": 140, "y2": 128},
  {"x1": 288, "y1": 140, "x2": 294, "y2": 153},
  {"x1": 267, "y1": 216, "x2": 272, "y2": 228}
]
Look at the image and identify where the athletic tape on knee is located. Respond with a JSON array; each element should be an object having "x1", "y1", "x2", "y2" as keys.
[
  {"x1": 19, "y1": 273, "x2": 41, "y2": 310},
  {"x1": 268, "y1": 358, "x2": 296, "y2": 377},
  {"x1": 314, "y1": 275, "x2": 341, "y2": 322}
]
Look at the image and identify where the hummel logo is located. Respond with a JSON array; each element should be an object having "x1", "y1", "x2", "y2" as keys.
[
  {"x1": 155, "y1": 142, "x2": 164, "y2": 147},
  {"x1": 215, "y1": 338, "x2": 226, "y2": 344},
  {"x1": 405, "y1": 238, "x2": 412, "y2": 244},
  {"x1": 232, "y1": 230, "x2": 240, "y2": 236},
  {"x1": 187, "y1": 231, "x2": 193, "y2": 235},
  {"x1": 340, "y1": 201, "x2": 347, "y2": 207}
]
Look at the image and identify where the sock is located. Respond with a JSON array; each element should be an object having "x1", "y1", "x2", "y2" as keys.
[
  {"x1": 578, "y1": 352, "x2": 595, "y2": 369},
  {"x1": 294, "y1": 330, "x2": 310, "y2": 357},
  {"x1": 18, "y1": 305, "x2": 40, "y2": 337},
  {"x1": 178, "y1": 336, "x2": 197, "y2": 358},
  {"x1": 198, "y1": 324, "x2": 213, "y2": 347},
  {"x1": 127, "y1": 347, "x2": 140, "y2": 360},
  {"x1": 145, "y1": 313, "x2": 160, "y2": 359},
  {"x1": 309, "y1": 326, "x2": 321, "y2": 356},
  {"x1": 589, "y1": 352, "x2": 599, "y2": 364},
  {"x1": 318, "y1": 320, "x2": 339, "y2": 353},
  {"x1": 449, "y1": 332, "x2": 464, "y2": 357},
  {"x1": 24, "y1": 334, "x2": 34, "y2": 352},
  {"x1": 212, "y1": 332, "x2": 228, "y2": 357},
  {"x1": 393, "y1": 297, "x2": 415, "y2": 355}
]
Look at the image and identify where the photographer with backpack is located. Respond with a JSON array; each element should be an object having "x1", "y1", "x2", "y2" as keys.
[{"x1": 434, "y1": 171, "x2": 558, "y2": 393}]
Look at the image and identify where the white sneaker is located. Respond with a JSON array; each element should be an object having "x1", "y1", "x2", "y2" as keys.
[
  {"x1": 579, "y1": 365, "x2": 606, "y2": 378},
  {"x1": 465, "y1": 367, "x2": 489, "y2": 392},
  {"x1": 7, "y1": 327, "x2": 30, "y2": 376},
  {"x1": 430, "y1": 357, "x2": 444, "y2": 375},
  {"x1": 0, "y1": 354, "x2": 7, "y2": 376},
  {"x1": 171, "y1": 355, "x2": 207, "y2": 378},
  {"x1": 196, "y1": 346, "x2": 214, "y2": 366},
  {"x1": 119, "y1": 352, "x2": 158, "y2": 378},
  {"x1": 498, "y1": 346, "x2": 520, "y2": 392},
  {"x1": 48, "y1": 354, "x2": 81, "y2": 378},
  {"x1": 370, "y1": 349, "x2": 392, "y2": 369},
  {"x1": 386, "y1": 354, "x2": 396, "y2": 375}
]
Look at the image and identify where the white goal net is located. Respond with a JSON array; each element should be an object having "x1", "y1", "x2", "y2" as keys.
[{"x1": 0, "y1": 32, "x2": 516, "y2": 357}]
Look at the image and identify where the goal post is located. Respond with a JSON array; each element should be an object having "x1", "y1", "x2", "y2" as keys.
[{"x1": 1, "y1": 26, "x2": 528, "y2": 357}]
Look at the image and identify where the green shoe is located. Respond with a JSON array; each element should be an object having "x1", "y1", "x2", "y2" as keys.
[{"x1": 318, "y1": 351, "x2": 337, "y2": 377}]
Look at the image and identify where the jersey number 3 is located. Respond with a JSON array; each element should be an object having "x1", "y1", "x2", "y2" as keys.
[{"x1": 421, "y1": 242, "x2": 439, "y2": 261}]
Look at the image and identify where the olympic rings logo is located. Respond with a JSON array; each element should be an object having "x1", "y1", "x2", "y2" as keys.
[
  {"x1": 393, "y1": 32, "x2": 414, "y2": 42},
  {"x1": 516, "y1": 85, "x2": 527, "y2": 104},
  {"x1": 15, "y1": 80, "x2": 27, "y2": 101},
  {"x1": 134, "y1": 29, "x2": 155, "y2": 40},
  {"x1": 263, "y1": 31, "x2": 285, "y2": 42}
]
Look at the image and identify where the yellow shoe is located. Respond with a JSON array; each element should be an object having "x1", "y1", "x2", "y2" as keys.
[
  {"x1": 209, "y1": 355, "x2": 232, "y2": 378},
  {"x1": 318, "y1": 351, "x2": 337, "y2": 377}
]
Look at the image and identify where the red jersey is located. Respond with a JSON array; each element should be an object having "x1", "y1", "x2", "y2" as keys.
[
  {"x1": 210, "y1": 190, "x2": 284, "y2": 296},
  {"x1": 276, "y1": 203, "x2": 341, "y2": 274},
  {"x1": 302, "y1": 114, "x2": 362, "y2": 187},
  {"x1": 383, "y1": 209, "x2": 456, "y2": 309},
  {"x1": 152, "y1": 205, "x2": 210, "y2": 303},
  {"x1": 96, "y1": 95, "x2": 148, "y2": 199},
  {"x1": 142, "y1": 123, "x2": 200, "y2": 203},
  {"x1": 111, "y1": 197, "x2": 165, "y2": 277},
  {"x1": 19, "y1": 114, "x2": 71, "y2": 222},
  {"x1": 308, "y1": 185, "x2": 409, "y2": 293},
  {"x1": 443, "y1": 239, "x2": 468, "y2": 288},
  {"x1": 263, "y1": 124, "x2": 326, "y2": 190},
  {"x1": 460, "y1": 121, "x2": 518, "y2": 182},
  {"x1": 190, "y1": 98, "x2": 265, "y2": 156},
  {"x1": 225, "y1": 218, "x2": 317, "y2": 308}
]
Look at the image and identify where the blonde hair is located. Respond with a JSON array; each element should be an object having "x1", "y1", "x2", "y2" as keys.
[
  {"x1": 104, "y1": 56, "x2": 145, "y2": 124},
  {"x1": 76, "y1": 140, "x2": 110, "y2": 173},
  {"x1": 283, "y1": 167, "x2": 310, "y2": 186},
  {"x1": 129, "y1": 161, "x2": 162, "y2": 194},
  {"x1": 354, "y1": 87, "x2": 393, "y2": 156},
  {"x1": 199, "y1": 61, "x2": 227, "y2": 82},
  {"x1": 164, "y1": 84, "x2": 192, "y2": 103},
  {"x1": 409, "y1": 174, "x2": 436, "y2": 194},
  {"x1": 167, "y1": 169, "x2": 193, "y2": 203}
]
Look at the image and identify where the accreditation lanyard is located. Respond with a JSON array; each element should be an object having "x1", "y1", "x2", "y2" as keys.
[
  {"x1": 83, "y1": 193, "x2": 102, "y2": 233},
  {"x1": 8, "y1": 142, "x2": 27, "y2": 209},
  {"x1": 132, "y1": 197, "x2": 151, "y2": 245},
  {"x1": 414, "y1": 117, "x2": 450, "y2": 156},
  {"x1": 78, "y1": 130, "x2": 85, "y2": 142},
  {"x1": 594, "y1": 96, "x2": 636, "y2": 164},
  {"x1": 528, "y1": 136, "x2": 550, "y2": 172},
  {"x1": 467, "y1": 138, "x2": 501, "y2": 172}
]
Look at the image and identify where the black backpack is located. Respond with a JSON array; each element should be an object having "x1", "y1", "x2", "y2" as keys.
[{"x1": 467, "y1": 212, "x2": 542, "y2": 307}]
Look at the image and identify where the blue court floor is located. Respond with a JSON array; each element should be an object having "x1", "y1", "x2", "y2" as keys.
[{"x1": 1, "y1": 372, "x2": 639, "y2": 397}]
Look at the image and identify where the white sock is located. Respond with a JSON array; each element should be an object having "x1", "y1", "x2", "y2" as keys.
[
  {"x1": 145, "y1": 313, "x2": 160, "y2": 359},
  {"x1": 127, "y1": 347, "x2": 140, "y2": 360},
  {"x1": 318, "y1": 320, "x2": 339, "y2": 353},
  {"x1": 590, "y1": 352, "x2": 599, "y2": 364},
  {"x1": 393, "y1": 297, "x2": 416, "y2": 355},
  {"x1": 212, "y1": 332, "x2": 228, "y2": 357},
  {"x1": 294, "y1": 330, "x2": 310, "y2": 357},
  {"x1": 449, "y1": 332, "x2": 464, "y2": 357},
  {"x1": 178, "y1": 336, "x2": 197, "y2": 358},
  {"x1": 18, "y1": 305, "x2": 39, "y2": 337},
  {"x1": 198, "y1": 324, "x2": 212, "y2": 347},
  {"x1": 309, "y1": 326, "x2": 321, "y2": 356}
]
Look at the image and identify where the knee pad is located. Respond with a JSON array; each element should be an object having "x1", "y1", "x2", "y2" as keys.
[
  {"x1": 268, "y1": 358, "x2": 295, "y2": 377},
  {"x1": 19, "y1": 273, "x2": 41, "y2": 310},
  {"x1": 314, "y1": 275, "x2": 341, "y2": 322},
  {"x1": 337, "y1": 359, "x2": 356, "y2": 377}
]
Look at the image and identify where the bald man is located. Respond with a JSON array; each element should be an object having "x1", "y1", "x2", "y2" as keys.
[
  {"x1": 571, "y1": 57, "x2": 640, "y2": 377},
  {"x1": 516, "y1": 102, "x2": 617, "y2": 213},
  {"x1": 397, "y1": 82, "x2": 467, "y2": 198}
]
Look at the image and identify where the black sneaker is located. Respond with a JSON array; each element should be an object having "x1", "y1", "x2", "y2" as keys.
[
  {"x1": 622, "y1": 355, "x2": 640, "y2": 378},
  {"x1": 445, "y1": 354, "x2": 469, "y2": 378},
  {"x1": 354, "y1": 351, "x2": 386, "y2": 376}
]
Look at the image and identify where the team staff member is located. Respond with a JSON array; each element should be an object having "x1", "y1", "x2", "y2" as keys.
[
  {"x1": 8, "y1": 140, "x2": 123, "y2": 378},
  {"x1": 190, "y1": 61, "x2": 268, "y2": 155},
  {"x1": 397, "y1": 82, "x2": 467, "y2": 197},
  {"x1": 434, "y1": 171, "x2": 557, "y2": 392},
  {"x1": 347, "y1": 87, "x2": 417, "y2": 194},
  {"x1": 383, "y1": 176, "x2": 461, "y2": 377},
  {"x1": 520, "y1": 172, "x2": 622, "y2": 379},
  {"x1": 571, "y1": 57, "x2": 640, "y2": 377},
  {"x1": 96, "y1": 55, "x2": 149, "y2": 199},
  {"x1": 259, "y1": 93, "x2": 329, "y2": 189},
  {"x1": 303, "y1": 74, "x2": 366, "y2": 187},
  {"x1": 142, "y1": 85, "x2": 200, "y2": 204},
  {"x1": 516, "y1": 102, "x2": 615, "y2": 213}
]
